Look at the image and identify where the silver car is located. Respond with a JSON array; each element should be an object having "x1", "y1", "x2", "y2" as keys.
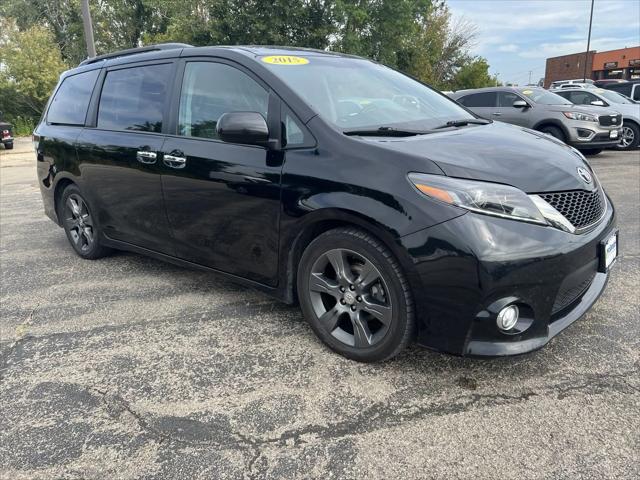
[
  {"x1": 450, "y1": 87, "x2": 622, "y2": 155},
  {"x1": 552, "y1": 87, "x2": 640, "y2": 150}
]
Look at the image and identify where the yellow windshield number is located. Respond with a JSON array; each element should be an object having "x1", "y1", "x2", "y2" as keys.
[{"x1": 261, "y1": 56, "x2": 309, "y2": 66}]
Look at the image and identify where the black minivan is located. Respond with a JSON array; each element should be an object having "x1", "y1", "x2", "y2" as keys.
[{"x1": 35, "y1": 44, "x2": 618, "y2": 362}]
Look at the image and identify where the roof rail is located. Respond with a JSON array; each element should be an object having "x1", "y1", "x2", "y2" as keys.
[{"x1": 79, "y1": 43, "x2": 193, "y2": 66}]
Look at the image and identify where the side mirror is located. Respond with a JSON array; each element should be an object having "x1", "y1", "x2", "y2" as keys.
[
  {"x1": 513, "y1": 100, "x2": 529, "y2": 108},
  {"x1": 590, "y1": 100, "x2": 605, "y2": 106},
  {"x1": 216, "y1": 112, "x2": 269, "y2": 146}
]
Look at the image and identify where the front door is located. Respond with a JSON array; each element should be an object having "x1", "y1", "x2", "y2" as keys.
[
  {"x1": 161, "y1": 60, "x2": 282, "y2": 286},
  {"x1": 494, "y1": 91, "x2": 531, "y2": 126},
  {"x1": 77, "y1": 62, "x2": 175, "y2": 255}
]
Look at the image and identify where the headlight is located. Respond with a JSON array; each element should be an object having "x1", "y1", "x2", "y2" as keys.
[
  {"x1": 563, "y1": 111, "x2": 598, "y2": 122},
  {"x1": 408, "y1": 173, "x2": 547, "y2": 225}
]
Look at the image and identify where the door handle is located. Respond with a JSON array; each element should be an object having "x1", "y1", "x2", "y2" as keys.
[
  {"x1": 164, "y1": 154, "x2": 187, "y2": 169},
  {"x1": 492, "y1": 112, "x2": 502, "y2": 116},
  {"x1": 136, "y1": 150, "x2": 157, "y2": 164}
]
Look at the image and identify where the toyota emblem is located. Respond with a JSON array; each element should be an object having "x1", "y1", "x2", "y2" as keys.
[{"x1": 577, "y1": 166, "x2": 593, "y2": 184}]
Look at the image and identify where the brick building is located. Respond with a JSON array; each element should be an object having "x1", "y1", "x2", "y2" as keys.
[{"x1": 544, "y1": 46, "x2": 640, "y2": 88}]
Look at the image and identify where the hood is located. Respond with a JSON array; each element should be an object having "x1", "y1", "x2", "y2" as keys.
[
  {"x1": 544, "y1": 104, "x2": 620, "y2": 116},
  {"x1": 365, "y1": 122, "x2": 594, "y2": 193}
]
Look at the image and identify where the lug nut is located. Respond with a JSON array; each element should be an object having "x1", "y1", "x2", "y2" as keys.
[
  {"x1": 340, "y1": 299, "x2": 346, "y2": 305},
  {"x1": 349, "y1": 285, "x2": 355, "y2": 291},
  {"x1": 356, "y1": 296, "x2": 362, "y2": 302},
  {"x1": 351, "y1": 305, "x2": 357, "y2": 311},
  {"x1": 339, "y1": 286, "x2": 345, "y2": 292}
]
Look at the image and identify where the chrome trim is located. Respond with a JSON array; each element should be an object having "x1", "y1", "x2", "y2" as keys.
[{"x1": 529, "y1": 195, "x2": 576, "y2": 233}]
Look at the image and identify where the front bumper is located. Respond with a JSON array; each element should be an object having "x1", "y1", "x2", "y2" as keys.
[
  {"x1": 566, "y1": 122, "x2": 621, "y2": 149},
  {"x1": 400, "y1": 198, "x2": 616, "y2": 356}
]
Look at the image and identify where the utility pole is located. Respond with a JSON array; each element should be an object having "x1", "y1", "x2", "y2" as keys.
[
  {"x1": 495, "y1": 73, "x2": 499, "y2": 87},
  {"x1": 80, "y1": 0, "x2": 96, "y2": 58},
  {"x1": 528, "y1": 70, "x2": 533, "y2": 85},
  {"x1": 583, "y1": 0, "x2": 595, "y2": 82}
]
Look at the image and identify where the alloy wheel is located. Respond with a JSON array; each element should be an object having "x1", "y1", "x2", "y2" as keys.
[
  {"x1": 619, "y1": 126, "x2": 635, "y2": 149},
  {"x1": 63, "y1": 194, "x2": 95, "y2": 252},
  {"x1": 308, "y1": 248, "x2": 392, "y2": 348}
]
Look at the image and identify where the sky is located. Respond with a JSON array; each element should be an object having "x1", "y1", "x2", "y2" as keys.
[{"x1": 447, "y1": 0, "x2": 640, "y2": 85}]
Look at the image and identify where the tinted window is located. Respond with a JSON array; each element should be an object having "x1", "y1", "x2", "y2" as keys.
[
  {"x1": 282, "y1": 106, "x2": 311, "y2": 147},
  {"x1": 47, "y1": 70, "x2": 100, "y2": 125},
  {"x1": 98, "y1": 64, "x2": 171, "y2": 132},
  {"x1": 607, "y1": 83, "x2": 632, "y2": 96},
  {"x1": 567, "y1": 91, "x2": 598, "y2": 105},
  {"x1": 178, "y1": 62, "x2": 268, "y2": 140},
  {"x1": 459, "y1": 92, "x2": 496, "y2": 108},
  {"x1": 633, "y1": 86, "x2": 640, "y2": 101},
  {"x1": 497, "y1": 92, "x2": 522, "y2": 107}
]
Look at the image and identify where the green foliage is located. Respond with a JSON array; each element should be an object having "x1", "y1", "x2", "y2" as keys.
[
  {"x1": 451, "y1": 57, "x2": 499, "y2": 90},
  {"x1": 0, "y1": 19, "x2": 68, "y2": 132}
]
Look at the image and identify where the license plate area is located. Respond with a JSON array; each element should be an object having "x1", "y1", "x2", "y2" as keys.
[{"x1": 598, "y1": 230, "x2": 618, "y2": 272}]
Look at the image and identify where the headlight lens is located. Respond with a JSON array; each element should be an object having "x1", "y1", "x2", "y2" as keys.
[
  {"x1": 408, "y1": 173, "x2": 547, "y2": 225},
  {"x1": 563, "y1": 111, "x2": 598, "y2": 122}
]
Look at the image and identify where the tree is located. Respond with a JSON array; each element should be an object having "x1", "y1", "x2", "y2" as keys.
[
  {"x1": 450, "y1": 57, "x2": 498, "y2": 90},
  {"x1": 0, "y1": 19, "x2": 68, "y2": 117}
]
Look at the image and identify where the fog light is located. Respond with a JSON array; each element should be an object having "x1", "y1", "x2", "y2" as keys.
[{"x1": 497, "y1": 305, "x2": 519, "y2": 331}]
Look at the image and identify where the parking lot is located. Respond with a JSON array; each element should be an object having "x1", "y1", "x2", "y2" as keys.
[{"x1": 0, "y1": 137, "x2": 638, "y2": 479}]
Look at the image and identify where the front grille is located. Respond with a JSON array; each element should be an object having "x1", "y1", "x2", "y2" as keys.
[
  {"x1": 538, "y1": 188, "x2": 605, "y2": 230},
  {"x1": 598, "y1": 114, "x2": 622, "y2": 126},
  {"x1": 552, "y1": 272, "x2": 596, "y2": 315}
]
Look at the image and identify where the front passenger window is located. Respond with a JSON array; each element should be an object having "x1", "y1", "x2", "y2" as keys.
[{"x1": 178, "y1": 62, "x2": 268, "y2": 140}]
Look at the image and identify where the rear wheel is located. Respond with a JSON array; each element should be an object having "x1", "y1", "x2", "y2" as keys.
[
  {"x1": 297, "y1": 227, "x2": 414, "y2": 362},
  {"x1": 539, "y1": 125, "x2": 565, "y2": 143},
  {"x1": 580, "y1": 148, "x2": 603, "y2": 156},
  {"x1": 617, "y1": 122, "x2": 639, "y2": 150},
  {"x1": 59, "y1": 185, "x2": 112, "y2": 259}
]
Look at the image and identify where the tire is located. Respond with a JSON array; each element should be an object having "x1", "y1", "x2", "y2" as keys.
[
  {"x1": 617, "y1": 121, "x2": 639, "y2": 150},
  {"x1": 580, "y1": 148, "x2": 603, "y2": 156},
  {"x1": 539, "y1": 125, "x2": 566, "y2": 143},
  {"x1": 4, "y1": 142, "x2": 13, "y2": 150},
  {"x1": 297, "y1": 227, "x2": 414, "y2": 362},
  {"x1": 59, "y1": 184, "x2": 112, "y2": 259}
]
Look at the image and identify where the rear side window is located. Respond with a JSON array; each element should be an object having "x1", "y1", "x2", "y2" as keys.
[
  {"x1": 98, "y1": 64, "x2": 171, "y2": 133},
  {"x1": 47, "y1": 70, "x2": 100, "y2": 125},
  {"x1": 458, "y1": 92, "x2": 496, "y2": 108},
  {"x1": 608, "y1": 83, "x2": 632, "y2": 96},
  {"x1": 633, "y1": 86, "x2": 640, "y2": 101},
  {"x1": 178, "y1": 62, "x2": 268, "y2": 140}
]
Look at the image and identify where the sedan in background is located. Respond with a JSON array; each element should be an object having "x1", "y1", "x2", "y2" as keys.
[{"x1": 552, "y1": 87, "x2": 640, "y2": 150}]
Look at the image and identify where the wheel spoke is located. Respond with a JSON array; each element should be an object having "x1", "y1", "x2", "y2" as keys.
[
  {"x1": 326, "y1": 250, "x2": 354, "y2": 283},
  {"x1": 352, "y1": 316, "x2": 373, "y2": 348},
  {"x1": 356, "y1": 260, "x2": 380, "y2": 289},
  {"x1": 361, "y1": 297, "x2": 392, "y2": 325},
  {"x1": 83, "y1": 227, "x2": 94, "y2": 244},
  {"x1": 70, "y1": 227, "x2": 81, "y2": 245},
  {"x1": 81, "y1": 213, "x2": 93, "y2": 227},
  {"x1": 318, "y1": 306, "x2": 342, "y2": 332},
  {"x1": 67, "y1": 197, "x2": 81, "y2": 216},
  {"x1": 309, "y1": 273, "x2": 341, "y2": 298}
]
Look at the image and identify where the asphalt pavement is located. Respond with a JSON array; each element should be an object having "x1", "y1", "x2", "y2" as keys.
[{"x1": 1, "y1": 137, "x2": 639, "y2": 479}]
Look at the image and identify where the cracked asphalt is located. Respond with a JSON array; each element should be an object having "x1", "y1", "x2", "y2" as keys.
[{"x1": 1, "y1": 137, "x2": 639, "y2": 479}]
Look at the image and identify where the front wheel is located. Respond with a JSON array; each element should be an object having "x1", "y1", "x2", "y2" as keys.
[
  {"x1": 3, "y1": 142, "x2": 13, "y2": 150},
  {"x1": 297, "y1": 227, "x2": 414, "y2": 362},
  {"x1": 617, "y1": 122, "x2": 639, "y2": 150},
  {"x1": 59, "y1": 185, "x2": 112, "y2": 259}
]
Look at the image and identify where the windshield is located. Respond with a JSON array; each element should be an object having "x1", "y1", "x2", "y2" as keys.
[
  {"x1": 261, "y1": 55, "x2": 474, "y2": 131},
  {"x1": 595, "y1": 88, "x2": 634, "y2": 104},
  {"x1": 518, "y1": 88, "x2": 573, "y2": 105}
]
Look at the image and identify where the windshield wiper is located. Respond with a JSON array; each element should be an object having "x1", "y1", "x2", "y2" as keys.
[
  {"x1": 343, "y1": 126, "x2": 430, "y2": 137},
  {"x1": 434, "y1": 118, "x2": 492, "y2": 129}
]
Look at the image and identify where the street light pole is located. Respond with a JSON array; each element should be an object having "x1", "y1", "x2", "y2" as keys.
[
  {"x1": 80, "y1": 0, "x2": 96, "y2": 58},
  {"x1": 583, "y1": 0, "x2": 595, "y2": 82}
]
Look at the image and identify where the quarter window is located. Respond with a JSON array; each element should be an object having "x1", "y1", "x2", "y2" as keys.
[
  {"x1": 47, "y1": 70, "x2": 100, "y2": 125},
  {"x1": 98, "y1": 64, "x2": 171, "y2": 133},
  {"x1": 178, "y1": 62, "x2": 268, "y2": 140},
  {"x1": 458, "y1": 92, "x2": 496, "y2": 108}
]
